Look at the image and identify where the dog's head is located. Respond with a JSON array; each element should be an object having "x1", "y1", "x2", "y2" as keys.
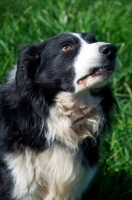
[{"x1": 16, "y1": 32, "x2": 117, "y2": 98}]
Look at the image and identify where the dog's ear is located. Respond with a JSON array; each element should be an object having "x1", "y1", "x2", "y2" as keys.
[{"x1": 16, "y1": 45, "x2": 41, "y2": 87}]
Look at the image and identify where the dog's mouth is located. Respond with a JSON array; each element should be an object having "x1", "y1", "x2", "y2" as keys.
[{"x1": 77, "y1": 65, "x2": 114, "y2": 84}]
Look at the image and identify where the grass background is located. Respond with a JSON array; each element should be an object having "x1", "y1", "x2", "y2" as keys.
[{"x1": 0, "y1": 0, "x2": 132, "y2": 199}]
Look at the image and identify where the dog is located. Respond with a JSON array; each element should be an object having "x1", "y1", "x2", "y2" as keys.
[{"x1": 0, "y1": 32, "x2": 117, "y2": 200}]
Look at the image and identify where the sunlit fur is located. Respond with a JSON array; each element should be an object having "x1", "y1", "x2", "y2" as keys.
[{"x1": 0, "y1": 32, "x2": 117, "y2": 200}]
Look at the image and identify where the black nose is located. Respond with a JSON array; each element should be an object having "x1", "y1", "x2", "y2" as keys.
[{"x1": 99, "y1": 44, "x2": 117, "y2": 60}]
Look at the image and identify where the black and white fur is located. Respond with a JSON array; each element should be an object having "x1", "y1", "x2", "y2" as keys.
[{"x1": 0, "y1": 33, "x2": 117, "y2": 200}]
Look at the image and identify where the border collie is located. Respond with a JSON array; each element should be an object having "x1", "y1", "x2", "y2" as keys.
[{"x1": 0, "y1": 32, "x2": 117, "y2": 200}]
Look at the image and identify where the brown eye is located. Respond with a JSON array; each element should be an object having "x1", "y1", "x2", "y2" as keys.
[{"x1": 61, "y1": 44, "x2": 72, "y2": 52}]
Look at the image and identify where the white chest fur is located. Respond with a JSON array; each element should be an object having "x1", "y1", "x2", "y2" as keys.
[
  {"x1": 46, "y1": 92, "x2": 104, "y2": 149},
  {"x1": 5, "y1": 146, "x2": 96, "y2": 200}
]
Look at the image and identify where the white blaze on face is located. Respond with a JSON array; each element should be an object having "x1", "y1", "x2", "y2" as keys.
[{"x1": 72, "y1": 33, "x2": 111, "y2": 92}]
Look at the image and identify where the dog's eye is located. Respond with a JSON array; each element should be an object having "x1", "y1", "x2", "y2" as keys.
[{"x1": 61, "y1": 44, "x2": 72, "y2": 52}]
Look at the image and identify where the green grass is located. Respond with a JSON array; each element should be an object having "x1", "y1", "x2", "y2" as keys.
[{"x1": 0, "y1": 0, "x2": 132, "y2": 199}]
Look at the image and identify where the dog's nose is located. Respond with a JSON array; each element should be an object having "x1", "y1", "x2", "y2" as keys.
[{"x1": 99, "y1": 44, "x2": 117, "y2": 60}]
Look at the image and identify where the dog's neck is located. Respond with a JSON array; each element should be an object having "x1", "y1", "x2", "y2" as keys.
[{"x1": 46, "y1": 91, "x2": 104, "y2": 150}]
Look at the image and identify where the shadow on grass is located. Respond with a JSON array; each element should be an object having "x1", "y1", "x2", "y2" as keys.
[{"x1": 82, "y1": 168, "x2": 132, "y2": 200}]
